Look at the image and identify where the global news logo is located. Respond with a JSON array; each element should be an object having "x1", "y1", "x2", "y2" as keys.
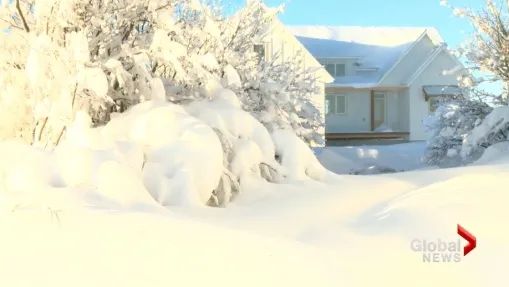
[{"x1": 410, "y1": 224, "x2": 477, "y2": 263}]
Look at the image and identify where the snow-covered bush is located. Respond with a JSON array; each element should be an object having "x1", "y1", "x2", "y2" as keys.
[
  {"x1": 461, "y1": 106, "x2": 509, "y2": 159},
  {"x1": 225, "y1": 1, "x2": 324, "y2": 145},
  {"x1": 0, "y1": 0, "x2": 329, "y2": 207},
  {"x1": 424, "y1": 98, "x2": 492, "y2": 167}
]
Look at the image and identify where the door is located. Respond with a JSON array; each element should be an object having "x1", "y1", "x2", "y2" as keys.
[{"x1": 373, "y1": 93, "x2": 386, "y2": 130}]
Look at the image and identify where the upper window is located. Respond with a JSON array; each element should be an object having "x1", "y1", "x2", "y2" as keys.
[
  {"x1": 326, "y1": 94, "x2": 347, "y2": 115},
  {"x1": 253, "y1": 44, "x2": 265, "y2": 61},
  {"x1": 324, "y1": 63, "x2": 346, "y2": 77}
]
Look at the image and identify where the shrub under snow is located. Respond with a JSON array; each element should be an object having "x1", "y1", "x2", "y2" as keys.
[
  {"x1": 0, "y1": 97, "x2": 329, "y2": 208},
  {"x1": 0, "y1": 0, "x2": 329, "y2": 207},
  {"x1": 423, "y1": 98, "x2": 492, "y2": 167},
  {"x1": 461, "y1": 106, "x2": 509, "y2": 160}
]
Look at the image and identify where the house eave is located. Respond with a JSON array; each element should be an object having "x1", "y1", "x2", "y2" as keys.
[{"x1": 326, "y1": 83, "x2": 408, "y2": 90}]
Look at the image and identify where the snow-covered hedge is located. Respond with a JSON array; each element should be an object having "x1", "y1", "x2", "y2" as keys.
[
  {"x1": 0, "y1": 98, "x2": 329, "y2": 208},
  {"x1": 461, "y1": 106, "x2": 509, "y2": 159},
  {"x1": 423, "y1": 98, "x2": 492, "y2": 167},
  {"x1": 0, "y1": 0, "x2": 329, "y2": 206}
]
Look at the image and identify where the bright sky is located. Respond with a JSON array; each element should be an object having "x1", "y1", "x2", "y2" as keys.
[{"x1": 227, "y1": 0, "x2": 487, "y2": 49}]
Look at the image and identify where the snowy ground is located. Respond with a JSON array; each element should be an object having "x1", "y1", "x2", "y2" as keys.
[
  {"x1": 0, "y1": 106, "x2": 507, "y2": 287},
  {"x1": 316, "y1": 141, "x2": 427, "y2": 174},
  {"x1": 1, "y1": 142, "x2": 509, "y2": 286}
]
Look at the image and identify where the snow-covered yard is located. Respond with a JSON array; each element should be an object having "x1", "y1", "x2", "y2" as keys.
[
  {"x1": 1, "y1": 1, "x2": 509, "y2": 286},
  {"x1": 316, "y1": 142, "x2": 427, "y2": 174},
  {"x1": 1, "y1": 138, "x2": 508, "y2": 286}
]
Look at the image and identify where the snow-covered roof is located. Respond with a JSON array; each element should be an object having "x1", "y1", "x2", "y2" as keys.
[{"x1": 289, "y1": 26, "x2": 444, "y2": 88}]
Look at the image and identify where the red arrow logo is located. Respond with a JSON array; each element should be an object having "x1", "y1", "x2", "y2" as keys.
[{"x1": 458, "y1": 224, "x2": 476, "y2": 256}]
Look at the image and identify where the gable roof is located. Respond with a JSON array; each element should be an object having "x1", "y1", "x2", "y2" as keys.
[{"x1": 289, "y1": 26, "x2": 444, "y2": 88}]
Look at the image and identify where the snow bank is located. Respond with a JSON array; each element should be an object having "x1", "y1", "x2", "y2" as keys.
[
  {"x1": 0, "y1": 101, "x2": 225, "y2": 208},
  {"x1": 100, "y1": 101, "x2": 224, "y2": 206},
  {"x1": 272, "y1": 129, "x2": 327, "y2": 180},
  {"x1": 462, "y1": 106, "x2": 509, "y2": 158},
  {"x1": 186, "y1": 88, "x2": 279, "y2": 181},
  {"x1": 316, "y1": 142, "x2": 426, "y2": 174},
  {"x1": 474, "y1": 141, "x2": 509, "y2": 164}
]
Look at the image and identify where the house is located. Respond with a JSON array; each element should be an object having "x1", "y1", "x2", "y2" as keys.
[{"x1": 289, "y1": 26, "x2": 467, "y2": 143}]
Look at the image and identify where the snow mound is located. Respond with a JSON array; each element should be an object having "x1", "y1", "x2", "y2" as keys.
[
  {"x1": 475, "y1": 141, "x2": 509, "y2": 165},
  {"x1": 462, "y1": 106, "x2": 509, "y2": 158},
  {"x1": 186, "y1": 92, "x2": 282, "y2": 191},
  {"x1": 100, "y1": 101, "x2": 224, "y2": 206},
  {"x1": 272, "y1": 129, "x2": 327, "y2": 180},
  {"x1": 316, "y1": 142, "x2": 426, "y2": 174},
  {"x1": 0, "y1": 101, "x2": 226, "y2": 208}
]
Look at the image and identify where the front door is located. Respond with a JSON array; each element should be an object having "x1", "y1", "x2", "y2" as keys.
[{"x1": 373, "y1": 93, "x2": 386, "y2": 130}]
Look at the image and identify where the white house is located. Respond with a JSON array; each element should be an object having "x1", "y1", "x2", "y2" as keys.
[{"x1": 289, "y1": 26, "x2": 467, "y2": 142}]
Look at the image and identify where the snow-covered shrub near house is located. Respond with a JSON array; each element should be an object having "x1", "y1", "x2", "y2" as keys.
[
  {"x1": 225, "y1": 1, "x2": 325, "y2": 146},
  {"x1": 461, "y1": 106, "x2": 509, "y2": 159},
  {"x1": 423, "y1": 98, "x2": 492, "y2": 167},
  {"x1": 0, "y1": 0, "x2": 329, "y2": 207}
]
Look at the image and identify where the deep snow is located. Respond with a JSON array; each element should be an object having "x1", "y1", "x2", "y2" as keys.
[
  {"x1": 1, "y1": 104, "x2": 508, "y2": 287},
  {"x1": 316, "y1": 141, "x2": 427, "y2": 174},
  {"x1": 1, "y1": 141, "x2": 509, "y2": 286}
]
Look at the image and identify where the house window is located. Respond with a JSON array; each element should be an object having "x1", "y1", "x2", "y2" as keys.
[
  {"x1": 325, "y1": 64, "x2": 335, "y2": 77},
  {"x1": 324, "y1": 62, "x2": 346, "y2": 77},
  {"x1": 429, "y1": 97, "x2": 440, "y2": 113},
  {"x1": 326, "y1": 95, "x2": 347, "y2": 114},
  {"x1": 335, "y1": 64, "x2": 346, "y2": 77},
  {"x1": 253, "y1": 44, "x2": 265, "y2": 61}
]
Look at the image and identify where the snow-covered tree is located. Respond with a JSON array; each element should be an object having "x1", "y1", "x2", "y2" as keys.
[
  {"x1": 425, "y1": 0, "x2": 509, "y2": 166},
  {"x1": 0, "y1": 0, "x2": 328, "y2": 207},
  {"x1": 449, "y1": 0, "x2": 509, "y2": 105},
  {"x1": 225, "y1": 1, "x2": 324, "y2": 145}
]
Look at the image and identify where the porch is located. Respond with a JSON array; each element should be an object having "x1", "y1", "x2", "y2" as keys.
[
  {"x1": 326, "y1": 132, "x2": 410, "y2": 141},
  {"x1": 325, "y1": 88, "x2": 410, "y2": 143}
]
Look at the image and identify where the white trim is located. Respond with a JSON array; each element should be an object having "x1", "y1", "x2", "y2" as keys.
[{"x1": 377, "y1": 30, "x2": 429, "y2": 85}]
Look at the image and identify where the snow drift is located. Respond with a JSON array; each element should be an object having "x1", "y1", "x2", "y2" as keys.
[{"x1": 0, "y1": 98, "x2": 327, "y2": 208}]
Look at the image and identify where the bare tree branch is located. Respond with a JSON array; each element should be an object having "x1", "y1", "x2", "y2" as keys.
[{"x1": 16, "y1": 0, "x2": 30, "y2": 33}]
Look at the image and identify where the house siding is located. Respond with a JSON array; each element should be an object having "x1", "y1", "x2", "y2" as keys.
[
  {"x1": 398, "y1": 89, "x2": 410, "y2": 132},
  {"x1": 325, "y1": 88, "x2": 407, "y2": 133},
  {"x1": 408, "y1": 50, "x2": 464, "y2": 140},
  {"x1": 325, "y1": 90, "x2": 371, "y2": 133}
]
